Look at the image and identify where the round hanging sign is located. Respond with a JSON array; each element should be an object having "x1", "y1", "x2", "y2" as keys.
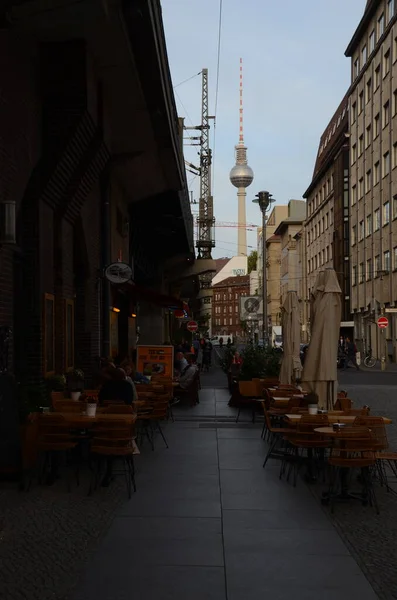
[{"x1": 104, "y1": 262, "x2": 133, "y2": 284}]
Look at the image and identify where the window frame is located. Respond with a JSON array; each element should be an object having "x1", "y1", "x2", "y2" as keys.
[
  {"x1": 43, "y1": 293, "x2": 55, "y2": 377},
  {"x1": 65, "y1": 299, "x2": 75, "y2": 371}
]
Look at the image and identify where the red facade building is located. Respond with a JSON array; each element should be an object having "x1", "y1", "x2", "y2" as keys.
[{"x1": 212, "y1": 275, "x2": 249, "y2": 339}]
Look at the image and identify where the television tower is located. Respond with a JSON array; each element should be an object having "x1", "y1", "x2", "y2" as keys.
[{"x1": 229, "y1": 58, "x2": 254, "y2": 256}]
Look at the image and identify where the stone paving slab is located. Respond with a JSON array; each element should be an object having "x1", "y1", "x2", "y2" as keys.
[{"x1": 74, "y1": 418, "x2": 377, "y2": 600}]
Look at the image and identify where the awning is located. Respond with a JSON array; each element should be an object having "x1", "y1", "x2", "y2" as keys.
[{"x1": 113, "y1": 282, "x2": 184, "y2": 310}]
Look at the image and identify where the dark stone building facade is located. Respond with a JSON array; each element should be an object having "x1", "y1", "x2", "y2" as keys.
[{"x1": 0, "y1": 1, "x2": 194, "y2": 389}]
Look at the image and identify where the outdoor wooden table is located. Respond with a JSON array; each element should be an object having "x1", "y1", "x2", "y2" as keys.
[
  {"x1": 286, "y1": 414, "x2": 392, "y2": 425},
  {"x1": 42, "y1": 412, "x2": 137, "y2": 426}
]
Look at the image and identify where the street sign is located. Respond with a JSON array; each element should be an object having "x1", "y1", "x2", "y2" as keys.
[
  {"x1": 104, "y1": 262, "x2": 132, "y2": 284},
  {"x1": 377, "y1": 316, "x2": 389, "y2": 329},
  {"x1": 187, "y1": 320, "x2": 198, "y2": 332}
]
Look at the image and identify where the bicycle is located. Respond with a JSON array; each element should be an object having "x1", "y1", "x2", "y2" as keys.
[{"x1": 363, "y1": 350, "x2": 376, "y2": 368}]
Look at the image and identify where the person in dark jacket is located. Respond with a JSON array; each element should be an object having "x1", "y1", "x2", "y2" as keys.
[{"x1": 99, "y1": 366, "x2": 134, "y2": 405}]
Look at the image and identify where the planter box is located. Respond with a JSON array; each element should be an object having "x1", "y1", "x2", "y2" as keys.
[{"x1": 238, "y1": 381, "x2": 257, "y2": 397}]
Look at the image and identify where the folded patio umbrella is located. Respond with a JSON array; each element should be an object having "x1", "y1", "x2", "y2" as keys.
[
  {"x1": 279, "y1": 290, "x2": 302, "y2": 385},
  {"x1": 302, "y1": 269, "x2": 342, "y2": 410}
]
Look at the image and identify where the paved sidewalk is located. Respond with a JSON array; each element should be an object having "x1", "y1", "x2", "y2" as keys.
[{"x1": 74, "y1": 386, "x2": 378, "y2": 600}]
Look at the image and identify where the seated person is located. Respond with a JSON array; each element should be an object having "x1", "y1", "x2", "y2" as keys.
[
  {"x1": 175, "y1": 351, "x2": 188, "y2": 374},
  {"x1": 176, "y1": 354, "x2": 198, "y2": 390},
  {"x1": 98, "y1": 366, "x2": 134, "y2": 405}
]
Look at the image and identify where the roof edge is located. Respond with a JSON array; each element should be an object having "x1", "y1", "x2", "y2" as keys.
[{"x1": 345, "y1": 0, "x2": 378, "y2": 57}]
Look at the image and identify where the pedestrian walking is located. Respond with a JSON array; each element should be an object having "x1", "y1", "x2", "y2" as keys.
[{"x1": 343, "y1": 337, "x2": 360, "y2": 370}]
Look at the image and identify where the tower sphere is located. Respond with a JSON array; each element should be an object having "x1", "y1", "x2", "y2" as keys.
[{"x1": 229, "y1": 164, "x2": 254, "y2": 189}]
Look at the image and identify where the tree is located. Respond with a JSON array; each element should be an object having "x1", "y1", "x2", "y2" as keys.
[{"x1": 247, "y1": 250, "x2": 257, "y2": 274}]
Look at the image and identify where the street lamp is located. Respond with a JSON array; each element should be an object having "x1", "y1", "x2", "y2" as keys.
[{"x1": 253, "y1": 191, "x2": 275, "y2": 346}]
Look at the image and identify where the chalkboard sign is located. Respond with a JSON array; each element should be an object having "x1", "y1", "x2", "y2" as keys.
[{"x1": 0, "y1": 373, "x2": 21, "y2": 474}]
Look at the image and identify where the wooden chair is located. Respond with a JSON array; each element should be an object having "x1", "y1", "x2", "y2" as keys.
[
  {"x1": 334, "y1": 397, "x2": 353, "y2": 411},
  {"x1": 33, "y1": 414, "x2": 79, "y2": 490},
  {"x1": 281, "y1": 415, "x2": 330, "y2": 487},
  {"x1": 345, "y1": 408, "x2": 370, "y2": 416},
  {"x1": 261, "y1": 402, "x2": 296, "y2": 469},
  {"x1": 325, "y1": 427, "x2": 379, "y2": 514},
  {"x1": 90, "y1": 419, "x2": 136, "y2": 498}
]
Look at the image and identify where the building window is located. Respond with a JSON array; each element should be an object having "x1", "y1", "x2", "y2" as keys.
[
  {"x1": 235, "y1": 305, "x2": 238, "y2": 313},
  {"x1": 359, "y1": 220, "x2": 364, "y2": 241},
  {"x1": 394, "y1": 36, "x2": 397, "y2": 62},
  {"x1": 374, "y1": 112, "x2": 380, "y2": 137},
  {"x1": 352, "y1": 265, "x2": 357, "y2": 286},
  {"x1": 65, "y1": 299, "x2": 75, "y2": 370},
  {"x1": 388, "y1": 0, "x2": 395, "y2": 23},
  {"x1": 44, "y1": 293, "x2": 55, "y2": 376},
  {"x1": 374, "y1": 161, "x2": 380, "y2": 185},
  {"x1": 359, "y1": 262, "x2": 364, "y2": 284},
  {"x1": 229, "y1": 317, "x2": 233, "y2": 326},
  {"x1": 362, "y1": 45, "x2": 367, "y2": 66},
  {"x1": 351, "y1": 185, "x2": 357, "y2": 205},
  {"x1": 359, "y1": 90, "x2": 364, "y2": 113},
  {"x1": 325, "y1": 212, "x2": 329, "y2": 229},
  {"x1": 325, "y1": 246, "x2": 329, "y2": 262},
  {"x1": 366, "y1": 213, "x2": 372, "y2": 236},
  {"x1": 384, "y1": 49, "x2": 391, "y2": 75},
  {"x1": 365, "y1": 169, "x2": 371, "y2": 193},
  {"x1": 330, "y1": 208, "x2": 333, "y2": 225},
  {"x1": 375, "y1": 65, "x2": 381, "y2": 90},
  {"x1": 365, "y1": 124, "x2": 371, "y2": 147},
  {"x1": 369, "y1": 30, "x2": 375, "y2": 53},
  {"x1": 383, "y1": 151, "x2": 390, "y2": 177},
  {"x1": 374, "y1": 208, "x2": 380, "y2": 231},
  {"x1": 351, "y1": 101, "x2": 357, "y2": 123},
  {"x1": 384, "y1": 201, "x2": 390, "y2": 224},
  {"x1": 393, "y1": 89, "x2": 397, "y2": 116},
  {"x1": 358, "y1": 134, "x2": 364, "y2": 156},
  {"x1": 393, "y1": 195, "x2": 397, "y2": 219},
  {"x1": 351, "y1": 143, "x2": 357, "y2": 164},
  {"x1": 366, "y1": 258, "x2": 372, "y2": 281},
  {"x1": 354, "y1": 58, "x2": 359, "y2": 79},
  {"x1": 393, "y1": 142, "x2": 397, "y2": 169},
  {"x1": 378, "y1": 13, "x2": 385, "y2": 38},
  {"x1": 383, "y1": 101, "x2": 390, "y2": 127},
  {"x1": 375, "y1": 254, "x2": 381, "y2": 277},
  {"x1": 358, "y1": 177, "x2": 364, "y2": 198},
  {"x1": 384, "y1": 250, "x2": 391, "y2": 272},
  {"x1": 394, "y1": 246, "x2": 397, "y2": 269},
  {"x1": 351, "y1": 225, "x2": 357, "y2": 245}
]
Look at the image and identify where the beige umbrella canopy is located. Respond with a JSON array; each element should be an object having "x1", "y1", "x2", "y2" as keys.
[
  {"x1": 279, "y1": 291, "x2": 302, "y2": 385},
  {"x1": 302, "y1": 269, "x2": 342, "y2": 410}
]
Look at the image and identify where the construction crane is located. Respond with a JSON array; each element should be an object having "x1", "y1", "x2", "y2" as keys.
[{"x1": 191, "y1": 213, "x2": 258, "y2": 230}]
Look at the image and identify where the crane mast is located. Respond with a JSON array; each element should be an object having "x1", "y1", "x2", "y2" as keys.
[{"x1": 196, "y1": 69, "x2": 215, "y2": 288}]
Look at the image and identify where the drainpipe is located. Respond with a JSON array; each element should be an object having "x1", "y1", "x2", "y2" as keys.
[{"x1": 101, "y1": 165, "x2": 111, "y2": 358}]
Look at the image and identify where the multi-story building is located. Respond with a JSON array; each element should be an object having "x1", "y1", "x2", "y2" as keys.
[
  {"x1": 265, "y1": 235, "x2": 282, "y2": 330},
  {"x1": 255, "y1": 205, "x2": 288, "y2": 336},
  {"x1": 274, "y1": 200, "x2": 306, "y2": 306},
  {"x1": 345, "y1": 0, "x2": 397, "y2": 360},
  {"x1": 212, "y1": 275, "x2": 249, "y2": 339},
  {"x1": 303, "y1": 94, "x2": 352, "y2": 331},
  {"x1": 294, "y1": 228, "x2": 309, "y2": 342}
]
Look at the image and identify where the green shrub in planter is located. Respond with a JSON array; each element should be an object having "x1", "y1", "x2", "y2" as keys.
[{"x1": 238, "y1": 344, "x2": 281, "y2": 381}]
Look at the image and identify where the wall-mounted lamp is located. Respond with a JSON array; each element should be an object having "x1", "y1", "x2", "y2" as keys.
[
  {"x1": 131, "y1": 313, "x2": 137, "y2": 318},
  {"x1": 111, "y1": 307, "x2": 120, "y2": 313}
]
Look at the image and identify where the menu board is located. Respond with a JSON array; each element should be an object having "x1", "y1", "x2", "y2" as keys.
[{"x1": 137, "y1": 345, "x2": 174, "y2": 378}]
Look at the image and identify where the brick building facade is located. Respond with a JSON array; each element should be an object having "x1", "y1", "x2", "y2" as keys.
[
  {"x1": 0, "y1": 2, "x2": 194, "y2": 389},
  {"x1": 212, "y1": 275, "x2": 250, "y2": 339}
]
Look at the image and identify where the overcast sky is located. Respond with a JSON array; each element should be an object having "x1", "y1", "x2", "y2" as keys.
[{"x1": 162, "y1": 0, "x2": 365, "y2": 258}]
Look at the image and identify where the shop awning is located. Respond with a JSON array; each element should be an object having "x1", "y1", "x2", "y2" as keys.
[{"x1": 114, "y1": 282, "x2": 184, "y2": 310}]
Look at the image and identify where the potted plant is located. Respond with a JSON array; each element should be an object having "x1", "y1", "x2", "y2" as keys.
[
  {"x1": 238, "y1": 345, "x2": 282, "y2": 395},
  {"x1": 66, "y1": 368, "x2": 84, "y2": 400}
]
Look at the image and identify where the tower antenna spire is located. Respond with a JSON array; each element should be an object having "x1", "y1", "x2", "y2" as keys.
[
  {"x1": 239, "y1": 57, "x2": 244, "y2": 144},
  {"x1": 229, "y1": 58, "x2": 254, "y2": 256}
]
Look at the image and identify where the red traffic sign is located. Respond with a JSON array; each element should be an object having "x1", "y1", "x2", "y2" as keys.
[
  {"x1": 187, "y1": 320, "x2": 198, "y2": 332},
  {"x1": 377, "y1": 316, "x2": 389, "y2": 329}
]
